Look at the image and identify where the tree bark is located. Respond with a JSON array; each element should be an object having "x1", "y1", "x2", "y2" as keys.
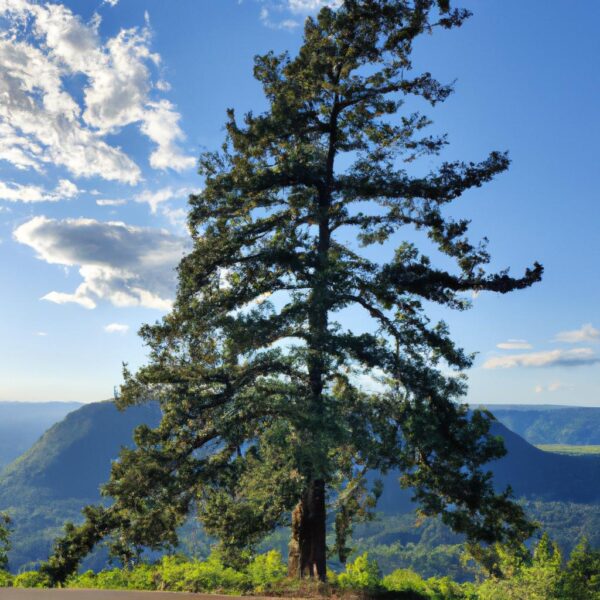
[{"x1": 288, "y1": 480, "x2": 327, "y2": 580}]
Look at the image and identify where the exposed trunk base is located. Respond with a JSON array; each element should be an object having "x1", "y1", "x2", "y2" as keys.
[{"x1": 288, "y1": 479, "x2": 327, "y2": 581}]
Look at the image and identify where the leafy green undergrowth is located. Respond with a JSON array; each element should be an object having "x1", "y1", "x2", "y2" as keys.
[
  {"x1": 2, "y1": 537, "x2": 600, "y2": 599},
  {"x1": 0, "y1": 550, "x2": 477, "y2": 598}
]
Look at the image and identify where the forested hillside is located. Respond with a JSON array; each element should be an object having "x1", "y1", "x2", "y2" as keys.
[
  {"x1": 487, "y1": 406, "x2": 600, "y2": 445},
  {"x1": 0, "y1": 402, "x2": 81, "y2": 469},
  {"x1": 2, "y1": 400, "x2": 600, "y2": 574},
  {"x1": 0, "y1": 401, "x2": 160, "y2": 569}
]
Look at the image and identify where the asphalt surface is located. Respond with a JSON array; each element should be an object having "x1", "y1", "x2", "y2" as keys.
[{"x1": 0, "y1": 590, "x2": 251, "y2": 600}]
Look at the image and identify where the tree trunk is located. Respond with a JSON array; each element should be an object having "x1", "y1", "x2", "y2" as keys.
[
  {"x1": 288, "y1": 480, "x2": 327, "y2": 581},
  {"x1": 287, "y1": 97, "x2": 338, "y2": 583}
]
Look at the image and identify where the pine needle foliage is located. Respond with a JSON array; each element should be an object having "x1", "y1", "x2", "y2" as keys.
[{"x1": 43, "y1": 0, "x2": 541, "y2": 584}]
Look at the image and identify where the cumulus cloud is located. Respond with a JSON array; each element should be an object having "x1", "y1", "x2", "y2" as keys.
[
  {"x1": 555, "y1": 324, "x2": 600, "y2": 344},
  {"x1": 483, "y1": 348, "x2": 600, "y2": 370},
  {"x1": 13, "y1": 216, "x2": 188, "y2": 310},
  {"x1": 104, "y1": 322, "x2": 129, "y2": 333},
  {"x1": 0, "y1": 178, "x2": 78, "y2": 202},
  {"x1": 141, "y1": 101, "x2": 196, "y2": 171},
  {"x1": 0, "y1": 0, "x2": 193, "y2": 184},
  {"x1": 496, "y1": 339, "x2": 532, "y2": 350}
]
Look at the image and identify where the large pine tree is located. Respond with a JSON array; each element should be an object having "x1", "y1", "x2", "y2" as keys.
[{"x1": 44, "y1": 0, "x2": 541, "y2": 583}]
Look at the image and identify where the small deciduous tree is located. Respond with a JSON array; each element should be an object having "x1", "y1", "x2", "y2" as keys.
[
  {"x1": 561, "y1": 538, "x2": 600, "y2": 600},
  {"x1": 44, "y1": 0, "x2": 541, "y2": 584},
  {"x1": 0, "y1": 512, "x2": 11, "y2": 572}
]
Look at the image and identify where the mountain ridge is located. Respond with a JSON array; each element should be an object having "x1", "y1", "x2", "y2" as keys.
[
  {"x1": 2, "y1": 400, "x2": 600, "y2": 571},
  {"x1": 0, "y1": 401, "x2": 82, "y2": 470}
]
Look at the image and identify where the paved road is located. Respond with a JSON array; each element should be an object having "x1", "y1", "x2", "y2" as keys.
[{"x1": 0, "y1": 590, "x2": 254, "y2": 600}]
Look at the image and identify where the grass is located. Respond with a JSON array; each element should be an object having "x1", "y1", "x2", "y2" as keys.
[{"x1": 536, "y1": 444, "x2": 600, "y2": 456}]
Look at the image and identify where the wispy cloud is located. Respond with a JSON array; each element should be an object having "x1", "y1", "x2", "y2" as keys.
[
  {"x1": 483, "y1": 348, "x2": 600, "y2": 369},
  {"x1": 0, "y1": 179, "x2": 78, "y2": 203},
  {"x1": 260, "y1": 7, "x2": 299, "y2": 30},
  {"x1": 135, "y1": 186, "x2": 194, "y2": 214},
  {"x1": 257, "y1": 0, "x2": 341, "y2": 30},
  {"x1": 135, "y1": 185, "x2": 196, "y2": 228},
  {"x1": 0, "y1": 0, "x2": 193, "y2": 184},
  {"x1": 555, "y1": 323, "x2": 600, "y2": 344},
  {"x1": 14, "y1": 216, "x2": 188, "y2": 310},
  {"x1": 534, "y1": 381, "x2": 563, "y2": 393},
  {"x1": 496, "y1": 339, "x2": 532, "y2": 350},
  {"x1": 104, "y1": 322, "x2": 129, "y2": 334},
  {"x1": 287, "y1": 0, "x2": 342, "y2": 12},
  {"x1": 96, "y1": 198, "x2": 127, "y2": 207}
]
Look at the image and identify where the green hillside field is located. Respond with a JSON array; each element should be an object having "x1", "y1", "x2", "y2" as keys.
[{"x1": 537, "y1": 444, "x2": 600, "y2": 456}]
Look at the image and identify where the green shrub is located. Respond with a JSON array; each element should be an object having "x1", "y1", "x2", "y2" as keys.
[
  {"x1": 13, "y1": 570, "x2": 51, "y2": 588},
  {"x1": 246, "y1": 550, "x2": 287, "y2": 591},
  {"x1": 156, "y1": 553, "x2": 249, "y2": 593},
  {"x1": 338, "y1": 552, "x2": 382, "y2": 591},
  {"x1": 67, "y1": 565, "x2": 156, "y2": 591},
  {"x1": 0, "y1": 570, "x2": 13, "y2": 587},
  {"x1": 383, "y1": 568, "x2": 429, "y2": 597},
  {"x1": 94, "y1": 568, "x2": 133, "y2": 590},
  {"x1": 126, "y1": 563, "x2": 157, "y2": 590},
  {"x1": 67, "y1": 569, "x2": 98, "y2": 589},
  {"x1": 426, "y1": 576, "x2": 477, "y2": 600}
]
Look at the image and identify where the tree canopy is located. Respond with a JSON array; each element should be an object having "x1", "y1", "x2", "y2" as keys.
[{"x1": 43, "y1": 0, "x2": 541, "y2": 584}]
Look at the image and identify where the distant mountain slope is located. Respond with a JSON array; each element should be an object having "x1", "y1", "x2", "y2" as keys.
[
  {"x1": 486, "y1": 406, "x2": 600, "y2": 445},
  {"x1": 0, "y1": 402, "x2": 81, "y2": 470},
  {"x1": 2, "y1": 400, "x2": 600, "y2": 571},
  {"x1": 376, "y1": 421, "x2": 600, "y2": 511},
  {"x1": 0, "y1": 401, "x2": 161, "y2": 569}
]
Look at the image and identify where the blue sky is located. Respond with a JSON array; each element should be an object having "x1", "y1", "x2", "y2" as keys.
[{"x1": 0, "y1": 0, "x2": 598, "y2": 405}]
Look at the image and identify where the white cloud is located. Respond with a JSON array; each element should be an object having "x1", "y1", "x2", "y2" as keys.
[
  {"x1": 483, "y1": 348, "x2": 600, "y2": 370},
  {"x1": 0, "y1": 178, "x2": 78, "y2": 202},
  {"x1": 535, "y1": 381, "x2": 563, "y2": 393},
  {"x1": 96, "y1": 198, "x2": 126, "y2": 207},
  {"x1": 161, "y1": 205, "x2": 188, "y2": 228},
  {"x1": 287, "y1": 0, "x2": 341, "y2": 12},
  {"x1": 135, "y1": 185, "x2": 194, "y2": 214},
  {"x1": 260, "y1": 7, "x2": 300, "y2": 30},
  {"x1": 257, "y1": 1, "x2": 341, "y2": 30},
  {"x1": 103, "y1": 0, "x2": 119, "y2": 7},
  {"x1": 35, "y1": 331, "x2": 48, "y2": 336},
  {"x1": 141, "y1": 101, "x2": 196, "y2": 171},
  {"x1": 555, "y1": 323, "x2": 600, "y2": 344},
  {"x1": 14, "y1": 216, "x2": 188, "y2": 310},
  {"x1": 0, "y1": 33, "x2": 140, "y2": 183},
  {"x1": 104, "y1": 322, "x2": 129, "y2": 334},
  {"x1": 0, "y1": 0, "x2": 193, "y2": 183},
  {"x1": 496, "y1": 339, "x2": 532, "y2": 350}
]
